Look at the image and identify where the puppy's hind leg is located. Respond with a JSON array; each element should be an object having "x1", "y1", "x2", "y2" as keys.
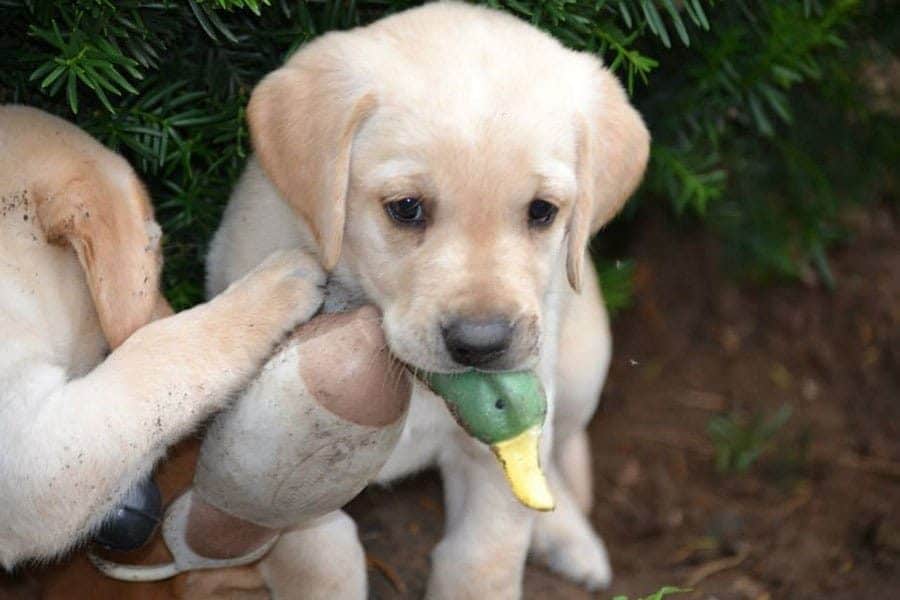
[
  {"x1": 551, "y1": 259, "x2": 612, "y2": 512},
  {"x1": 530, "y1": 465, "x2": 612, "y2": 590},
  {"x1": 530, "y1": 257, "x2": 613, "y2": 589},
  {"x1": 556, "y1": 428, "x2": 593, "y2": 514},
  {"x1": 427, "y1": 439, "x2": 536, "y2": 600}
]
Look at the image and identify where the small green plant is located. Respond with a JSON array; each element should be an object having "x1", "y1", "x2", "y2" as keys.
[
  {"x1": 612, "y1": 586, "x2": 691, "y2": 600},
  {"x1": 762, "y1": 426, "x2": 812, "y2": 489},
  {"x1": 707, "y1": 404, "x2": 793, "y2": 473}
]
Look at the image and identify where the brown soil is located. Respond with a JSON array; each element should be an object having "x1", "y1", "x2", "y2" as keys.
[{"x1": 349, "y1": 203, "x2": 900, "y2": 600}]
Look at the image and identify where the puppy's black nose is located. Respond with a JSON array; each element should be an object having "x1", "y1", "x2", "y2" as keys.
[{"x1": 442, "y1": 316, "x2": 514, "y2": 367}]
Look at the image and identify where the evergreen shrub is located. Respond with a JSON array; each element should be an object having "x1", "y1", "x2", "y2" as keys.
[{"x1": 1, "y1": 1, "x2": 895, "y2": 307}]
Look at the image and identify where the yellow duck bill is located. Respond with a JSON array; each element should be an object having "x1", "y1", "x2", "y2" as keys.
[{"x1": 491, "y1": 425, "x2": 555, "y2": 511}]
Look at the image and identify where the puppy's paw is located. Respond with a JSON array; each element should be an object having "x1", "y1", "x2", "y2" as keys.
[
  {"x1": 531, "y1": 516, "x2": 612, "y2": 590},
  {"x1": 220, "y1": 249, "x2": 326, "y2": 330}
]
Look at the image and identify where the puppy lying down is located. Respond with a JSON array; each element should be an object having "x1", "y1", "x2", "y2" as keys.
[{"x1": 208, "y1": 2, "x2": 650, "y2": 597}]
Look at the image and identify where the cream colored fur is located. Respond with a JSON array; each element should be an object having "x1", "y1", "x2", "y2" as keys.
[
  {"x1": 0, "y1": 105, "x2": 325, "y2": 568},
  {"x1": 207, "y1": 3, "x2": 649, "y2": 597}
]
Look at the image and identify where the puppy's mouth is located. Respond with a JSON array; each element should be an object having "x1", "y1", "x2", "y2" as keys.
[
  {"x1": 387, "y1": 340, "x2": 473, "y2": 379},
  {"x1": 393, "y1": 345, "x2": 538, "y2": 377},
  {"x1": 386, "y1": 327, "x2": 541, "y2": 377}
]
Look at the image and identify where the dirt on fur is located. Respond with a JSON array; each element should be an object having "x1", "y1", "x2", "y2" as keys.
[{"x1": 350, "y1": 202, "x2": 900, "y2": 600}]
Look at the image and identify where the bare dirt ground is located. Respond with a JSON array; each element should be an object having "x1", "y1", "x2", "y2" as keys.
[{"x1": 350, "y1": 202, "x2": 900, "y2": 600}]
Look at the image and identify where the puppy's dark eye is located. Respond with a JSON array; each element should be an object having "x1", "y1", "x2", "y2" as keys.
[
  {"x1": 528, "y1": 199, "x2": 558, "y2": 227},
  {"x1": 385, "y1": 197, "x2": 425, "y2": 226}
]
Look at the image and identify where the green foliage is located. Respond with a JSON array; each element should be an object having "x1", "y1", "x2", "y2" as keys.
[
  {"x1": 612, "y1": 586, "x2": 691, "y2": 600},
  {"x1": 707, "y1": 404, "x2": 793, "y2": 474},
  {"x1": 637, "y1": 1, "x2": 897, "y2": 284},
  {"x1": 596, "y1": 259, "x2": 635, "y2": 316},
  {"x1": 0, "y1": 0, "x2": 327, "y2": 307},
  {"x1": 1, "y1": 1, "x2": 895, "y2": 308}
]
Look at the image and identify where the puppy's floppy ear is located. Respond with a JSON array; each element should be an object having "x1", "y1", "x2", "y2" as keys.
[
  {"x1": 248, "y1": 35, "x2": 376, "y2": 271},
  {"x1": 567, "y1": 66, "x2": 650, "y2": 291},
  {"x1": 36, "y1": 171, "x2": 164, "y2": 349}
]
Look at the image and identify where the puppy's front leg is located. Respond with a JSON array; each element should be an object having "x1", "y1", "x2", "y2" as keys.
[
  {"x1": 427, "y1": 437, "x2": 537, "y2": 600},
  {"x1": 530, "y1": 463, "x2": 612, "y2": 590},
  {"x1": 0, "y1": 250, "x2": 323, "y2": 567},
  {"x1": 258, "y1": 511, "x2": 366, "y2": 600}
]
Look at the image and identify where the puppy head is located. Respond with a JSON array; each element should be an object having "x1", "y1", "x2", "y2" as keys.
[
  {"x1": 249, "y1": 3, "x2": 649, "y2": 372},
  {"x1": 35, "y1": 157, "x2": 165, "y2": 348}
]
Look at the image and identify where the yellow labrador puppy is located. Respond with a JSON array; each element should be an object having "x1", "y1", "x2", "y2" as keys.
[
  {"x1": 207, "y1": 3, "x2": 649, "y2": 597},
  {"x1": 0, "y1": 105, "x2": 324, "y2": 568}
]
